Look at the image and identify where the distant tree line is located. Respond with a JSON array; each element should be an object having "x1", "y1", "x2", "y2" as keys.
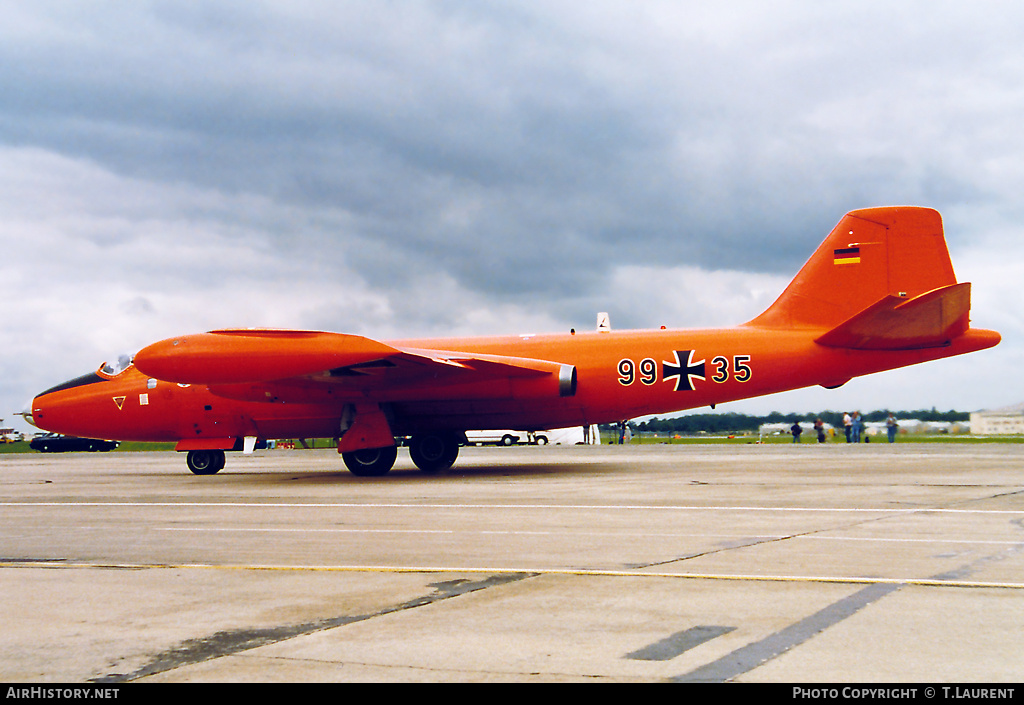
[{"x1": 614, "y1": 408, "x2": 969, "y2": 435}]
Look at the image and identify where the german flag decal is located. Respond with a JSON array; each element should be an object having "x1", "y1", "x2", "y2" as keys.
[{"x1": 834, "y1": 246, "x2": 861, "y2": 265}]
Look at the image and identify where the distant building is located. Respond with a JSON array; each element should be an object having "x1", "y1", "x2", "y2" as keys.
[{"x1": 970, "y1": 403, "x2": 1024, "y2": 435}]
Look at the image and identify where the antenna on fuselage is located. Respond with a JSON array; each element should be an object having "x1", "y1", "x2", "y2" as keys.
[{"x1": 597, "y1": 312, "x2": 611, "y2": 333}]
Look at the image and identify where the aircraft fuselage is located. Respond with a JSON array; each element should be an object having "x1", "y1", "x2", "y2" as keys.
[{"x1": 30, "y1": 324, "x2": 998, "y2": 446}]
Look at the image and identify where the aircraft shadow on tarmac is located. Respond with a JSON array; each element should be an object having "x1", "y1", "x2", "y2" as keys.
[{"x1": 225, "y1": 459, "x2": 623, "y2": 484}]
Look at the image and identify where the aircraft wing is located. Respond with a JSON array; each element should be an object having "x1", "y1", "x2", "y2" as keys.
[
  {"x1": 133, "y1": 330, "x2": 404, "y2": 384},
  {"x1": 133, "y1": 329, "x2": 577, "y2": 402}
]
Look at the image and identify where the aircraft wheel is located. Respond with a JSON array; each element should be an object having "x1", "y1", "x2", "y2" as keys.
[
  {"x1": 187, "y1": 450, "x2": 225, "y2": 475},
  {"x1": 409, "y1": 432, "x2": 460, "y2": 473},
  {"x1": 343, "y1": 446, "x2": 398, "y2": 477}
]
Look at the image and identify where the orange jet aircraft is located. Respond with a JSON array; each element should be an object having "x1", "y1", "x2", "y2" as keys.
[{"x1": 27, "y1": 207, "x2": 1000, "y2": 476}]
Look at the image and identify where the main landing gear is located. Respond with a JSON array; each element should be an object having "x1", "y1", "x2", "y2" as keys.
[
  {"x1": 341, "y1": 431, "x2": 462, "y2": 477},
  {"x1": 408, "y1": 431, "x2": 461, "y2": 474},
  {"x1": 186, "y1": 449, "x2": 226, "y2": 475}
]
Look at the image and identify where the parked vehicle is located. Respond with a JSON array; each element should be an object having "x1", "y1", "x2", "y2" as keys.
[
  {"x1": 465, "y1": 430, "x2": 533, "y2": 446},
  {"x1": 1, "y1": 427, "x2": 24, "y2": 443},
  {"x1": 30, "y1": 433, "x2": 119, "y2": 453},
  {"x1": 464, "y1": 426, "x2": 600, "y2": 446}
]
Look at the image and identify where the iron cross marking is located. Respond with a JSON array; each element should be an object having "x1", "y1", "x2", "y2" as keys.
[{"x1": 663, "y1": 350, "x2": 706, "y2": 392}]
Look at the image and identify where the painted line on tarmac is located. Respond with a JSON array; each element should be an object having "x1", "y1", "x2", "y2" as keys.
[
  {"x1": 150, "y1": 526, "x2": 1024, "y2": 548},
  {"x1": 4, "y1": 558, "x2": 1024, "y2": 590},
  {"x1": 5, "y1": 500, "x2": 1024, "y2": 515}
]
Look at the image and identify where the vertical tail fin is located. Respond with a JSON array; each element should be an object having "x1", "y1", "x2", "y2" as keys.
[{"x1": 746, "y1": 207, "x2": 960, "y2": 337}]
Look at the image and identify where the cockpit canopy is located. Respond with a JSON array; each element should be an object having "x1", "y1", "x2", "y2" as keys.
[{"x1": 98, "y1": 353, "x2": 135, "y2": 378}]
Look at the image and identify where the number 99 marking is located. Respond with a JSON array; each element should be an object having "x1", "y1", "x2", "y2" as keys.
[{"x1": 618, "y1": 358, "x2": 658, "y2": 386}]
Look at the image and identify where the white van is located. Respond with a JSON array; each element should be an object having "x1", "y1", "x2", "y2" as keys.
[
  {"x1": 464, "y1": 426, "x2": 600, "y2": 446},
  {"x1": 465, "y1": 430, "x2": 533, "y2": 446}
]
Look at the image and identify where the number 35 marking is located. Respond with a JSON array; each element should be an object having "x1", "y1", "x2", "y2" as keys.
[{"x1": 711, "y1": 355, "x2": 752, "y2": 383}]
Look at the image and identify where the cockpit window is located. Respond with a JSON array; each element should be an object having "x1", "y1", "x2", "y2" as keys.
[{"x1": 99, "y1": 353, "x2": 135, "y2": 378}]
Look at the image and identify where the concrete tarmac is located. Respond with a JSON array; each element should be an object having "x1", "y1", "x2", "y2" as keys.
[{"x1": 2, "y1": 442, "x2": 1024, "y2": 683}]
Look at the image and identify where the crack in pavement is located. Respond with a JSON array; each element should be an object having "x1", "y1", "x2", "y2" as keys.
[{"x1": 92, "y1": 572, "x2": 535, "y2": 683}]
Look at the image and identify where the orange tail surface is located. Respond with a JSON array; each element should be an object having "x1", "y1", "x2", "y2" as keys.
[{"x1": 746, "y1": 206, "x2": 972, "y2": 349}]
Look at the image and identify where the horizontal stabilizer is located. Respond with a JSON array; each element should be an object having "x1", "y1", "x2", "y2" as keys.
[{"x1": 815, "y1": 283, "x2": 971, "y2": 350}]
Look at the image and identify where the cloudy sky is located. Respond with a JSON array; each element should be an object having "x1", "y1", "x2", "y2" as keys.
[{"x1": 3, "y1": 1, "x2": 1022, "y2": 431}]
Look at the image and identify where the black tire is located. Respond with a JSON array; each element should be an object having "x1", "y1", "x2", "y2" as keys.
[
  {"x1": 500, "y1": 435, "x2": 516, "y2": 446},
  {"x1": 343, "y1": 446, "x2": 398, "y2": 477},
  {"x1": 409, "y1": 433, "x2": 460, "y2": 473},
  {"x1": 187, "y1": 450, "x2": 225, "y2": 475}
]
